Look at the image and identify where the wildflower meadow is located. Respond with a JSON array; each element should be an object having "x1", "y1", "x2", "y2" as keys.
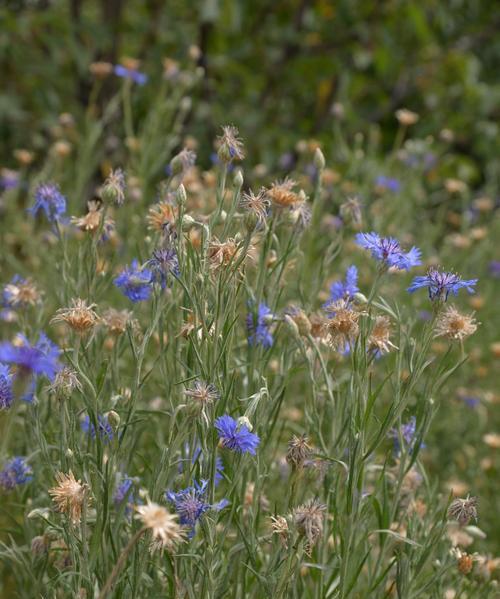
[{"x1": 1, "y1": 2, "x2": 499, "y2": 598}]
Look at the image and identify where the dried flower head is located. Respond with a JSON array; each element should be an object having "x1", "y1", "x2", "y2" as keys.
[
  {"x1": 89, "y1": 61, "x2": 113, "y2": 78},
  {"x1": 395, "y1": 108, "x2": 419, "y2": 126},
  {"x1": 101, "y1": 308, "x2": 138, "y2": 336},
  {"x1": 71, "y1": 200, "x2": 115, "y2": 235},
  {"x1": 146, "y1": 200, "x2": 178, "y2": 231},
  {"x1": 285, "y1": 306, "x2": 312, "y2": 336},
  {"x1": 293, "y1": 498, "x2": 326, "y2": 555},
  {"x1": 368, "y1": 315, "x2": 398, "y2": 354},
  {"x1": 135, "y1": 501, "x2": 184, "y2": 552},
  {"x1": 170, "y1": 148, "x2": 197, "y2": 177},
  {"x1": 340, "y1": 196, "x2": 363, "y2": 226},
  {"x1": 49, "y1": 471, "x2": 89, "y2": 524},
  {"x1": 208, "y1": 237, "x2": 249, "y2": 272},
  {"x1": 48, "y1": 367, "x2": 82, "y2": 399},
  {"x1": 51, "y1": 299, "x2": 100, "y2": 334},
  {"x1": 267, "y1": 179, "x2": 301, "y2": 209},
  {"x1": 323, "y1": 300, "x2": 361, "y2": 352},
  {"x1": 448, "y1": 496, "x2": 478, "y2": 526},
  {"x1": 240, "y1": 188, "x2": 269, "y2": 226},
  {"x1": 185, "y1": 380, "x2": 219, "y2": 407},
  {"x1": 270, "y1": 515, "x2": 289, "y2": 548},
  {"x1": 101, "y1": 169, "x2": 126, "y2": 205},
  {"x1": 3, "y1": 276, "x2": 41, "y2": 308},
  {"x1": 286, "y1": 435, "x2": 312, "y2": 469},
  {"x1": 217, "y1": 125, "x2": 245, "y2": 163},
  {"x1": 434, "y1": 306, "x2": 478, "y2": 341}
]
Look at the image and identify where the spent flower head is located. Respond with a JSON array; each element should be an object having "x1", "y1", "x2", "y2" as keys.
[
  {"x1": 101, "y1": 169, "x2": 126, "y2": 205},
  {"x1": 2, "y1": 276, "x2": 41, "y2": 309},
  {"x1": 217, "y1": 125, "x2": 245, "y2": 163},
  {"x1": 135, "y1": 501, "x2": 184, "y2": 551},
  {"x1": 49, "y1": 471, "x2": 89, "y2": 524},
  {"x1": 293, "y1": 498, "x2": 326, "y2": 555},
  {"x1": 447, "y1": 496, "x2": 478, "y2": 527},
  {"x1": 434, "y1": 306, "x2": 478, "y2": 341},
  {"x1": 51, "y1": 299, "x2": 100, "y2": 335}
]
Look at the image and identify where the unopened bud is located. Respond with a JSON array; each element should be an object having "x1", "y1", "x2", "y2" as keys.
[
  {"x1": 176, "y1": 183, "x2": 187, "y2": 207},
  {"x1": 284, "y1": 314, "x2": 300, "y2": 338},
  {"x1": 181, "y1": 214, "x2": 196, "y2": 231},
  {"x1": 65, "y1": 448, "x2": 74, "y2": 458},
  {"x1": 313, "y1": 148, "x2": 325, "y2": 171},
  {"x1": 237, "y1": 416, "x2": 253, "y2": 431},
  {"x1": 353, "y1": 292, "x2": 368, "y2": 306},
  {"x1": 233, "y1": 169, "x2": 244, "y2": 188},
  {"x1": 106, "y1": 410, "x2": 120, "y2": 429}
]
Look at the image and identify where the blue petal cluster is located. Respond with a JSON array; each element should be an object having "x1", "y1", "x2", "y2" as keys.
[
  {"x1": 0, "y1": 333, "x2": 61, "y2": 402},
  {"x1": 214, "y1": 415, "x2": 260, "y2": 455},
  {"x1": 166, "y1": 479, "x2": 229, "y2": 538},
  {"x1": 323, "y1": 265, "x2": 359, "y2": 309},
  {"x1": 375, "y1": 176, "x2": 401, "y2": 192},
  {"x1": 246, "y1": 302, "x2": 274, "y2": 348},
  {"x1": 146, "y1": 247, "x2": 180, "y2": 288},
  {"x1": 389, "y1": 417, "x2": 422, "y2": 453},
  {"x1": 114, "y1": 64, "x2": 148, "y2": 85},
  {"x1": 113, "y1": 260, "x2": 154, "y2": 302},
  {"x1": 81, "y1": 414, "x2": 114, "y2": 444},
  {"x1": 355, "y1": 232, "x2": 421, "y2": 271},
  {"x1": 408, "y1": 268, "x2": 477, "y2": 301},
  {"x1": 0, "y1": 363, "x2": 14, "y2": 410},
  {"x1": 0, "y1": 457, "x2": 33, "y2": 490},
  {"x1": 29, "y1": 183, "x2": 67, "y2": 223}
]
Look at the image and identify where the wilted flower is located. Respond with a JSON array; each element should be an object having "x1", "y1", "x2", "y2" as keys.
[
  {"x1": 240, "y1": 188, "x2": 269, "y2": 227},
  {"x1": 368, "y1": 315, "x2": 397, "y2": 355},
  {"x1": 448, "y1": 496, "x2": 478, "y2": 526},
  {"x1": 434, "y1": 306, "x2": 478, "y2": 341},
  {"x1": 323, "y1": 299, "x2": 360, "y2": 352},
  {"x1": 169, "y1": 148, "x2": 197, "y2": 177},
  {"x1": 71, "y1": 200, "x2": 114, "y2": 236},
  {"x1": 286, "y1": 435, "x2": 312, "y2": 469},
  {"x1": 114, "y1": 260, "x2": 154, "y2": 303},
  {"x1": 208, "y1": 237, "x2": 247, "y2": 272},
  {"x1": 293, "y1": 498, "x2": 326, "y2": 555},
  {"x1": 29, "y1": 183, "x2": 67, "y2": 223},
  {"x1": 2, "y1": 276, "x2": 41, "y2": 308},
  {"x1": 408, "y1": 268, "x2": 477, "y2": 301},
  {"x1": 146, "y1": 200, "x2": 178, "y2": 231},
  {"x1": 185, "y1": 380, "x2": 219, "y2": 419},
  {"x1": 101, "y1": 169, "x2": 126, "y2": 205},
  {"x1": 247, "y1": 302, "x2": 274, "y2": 348},
  {"x1": 215, "y1": 414, "x2": 260, "y2": 455},
  {"x1": 217, "y1": 125, "x2": 245, "y2": 163},
  {"x1": 0, "y1": 457, "x2": 33, "y2": 490},
  {"x1": 51, "y1": 298, "x2": 100, "y2": 335},
  {"x1": 135, "y1": 501, "x2": 184, "y2": 551},
  {"x1": 166, "y1": 479, "x2": 228, "y2": 538},
  {"x1": 48, "y1": 367, "x2": 81, "y2": 400},
  {"x1": 270, "y1": 515, "x2": 289, "y2": 548},
  {"x1": 49, "y1": 471, "x2": 89, "y2": 524},
  {"x1": 0, "y1": 363, "x2": 14, "y2": 409},
  {"x1": 355, "y1": 232, "x2": 421, "y2": 271},
  {"x1": 267, "y1": 178, "x2": 300, "y2": 209},
  {"x1": 395, "y1": 108, "x2": 419, "y2": 126},
  {"x1": 101, "y1": 308, "x2": 138, "y2": 335},
  {"x1": 81, "y1": 414, "x2": 114, "y2": 444},
  {"x1": 89, "y1": 61, "x2": 113, "y2": 78},
  {"x1": 340, "y1": 197, "x2": 363, "y2": 226}
]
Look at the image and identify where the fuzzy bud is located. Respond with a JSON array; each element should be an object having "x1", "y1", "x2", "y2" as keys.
[
  {"x1": 313, "y1": 148, "x2": 325, "y2": 171},
  {"x1": 176, "y1": 184, "x2": 187, "y2": 207},
  {"x1": 106, "y1": 410, "x2": 120, "y2": 430},
  {"x1": 233, "y1": 169, "x2": 244, "y2": 188}
]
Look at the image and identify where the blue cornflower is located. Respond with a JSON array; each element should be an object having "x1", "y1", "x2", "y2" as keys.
[
  {"x1": 246, "y1": 302, "x2": 274, "y2": 348},
  {"x1": 0, "y1": 333, "x2": 61, "y2": 382},
  {"x1": 145, "y1": 247, "x2": 180, "y2": 288},
  {"x1": 408, "y1": 268, "x2": 477, "y2": 301},
  {"x1": 114, "y1": 64, "x2": 148, "y2": 85},
  {"x1": 489, "y1": 261, "x2": 500, "y2": 279},
  {"x1": 113, "y1": 260, "x2": 154, "y2": 303},
  {"x1": 355, "y1": 232, "x2": 421, "y2": 271},
  {"x1": 0, "y1": 363, "x2": 14, "y2": 410},
  {"x1": 323, "y1": 265, "x2": 359, "y2": 309},
  {"x1": 214, "y1": 415, "x2": 260, "y2": 455},
  {"x1": 0, "y1": 457, "x2": 33, "y2": 490},
  {"x1": 389, "y1": 417, "x2": 418, "y2": 453},
  {"x1": 81, "y1": 414, "x2": 114, "y2": 444},
  {"x1": 113, "y1": 474, "x2": 139, "y2": 515},
  {"x1": 166, "y1": 479, "x2": 229, "y2": 538},
  {"x1": 375, "y1": 176, "x2": 401, "y2": 192},
  {"x1": 29, "y1": 183, "x2": 67, "y2": 223}
]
